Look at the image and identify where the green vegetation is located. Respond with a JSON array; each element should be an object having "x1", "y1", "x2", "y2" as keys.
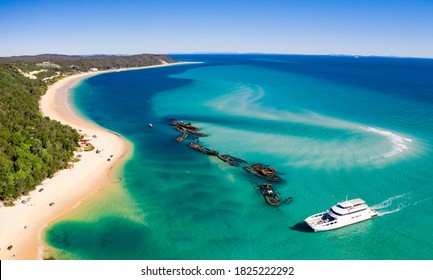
[
  {"x1": 0, "y1": 54, "x2": 176, "y2": 203},
  {"x1": 0, "y1": 64, "x2": 79, "y2": 202},
  {"x1": 0, "y1": 54, "x2": 176, "y2": 84}
]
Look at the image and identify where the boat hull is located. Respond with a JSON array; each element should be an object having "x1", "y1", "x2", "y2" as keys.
[{"x1": 305, "y1": 209, "x2": 378, "y2": 232}]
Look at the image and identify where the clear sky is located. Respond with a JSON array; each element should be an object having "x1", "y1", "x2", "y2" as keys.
[{"x1": 1, "y1": 0, "x2": 433, "y2": 58}]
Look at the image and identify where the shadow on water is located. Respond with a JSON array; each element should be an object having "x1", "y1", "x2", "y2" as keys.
[{"x1": 289, "y1": 222, "x2": 314, "y2": 233}]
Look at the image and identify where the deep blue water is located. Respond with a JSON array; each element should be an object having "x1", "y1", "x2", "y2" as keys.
[{"x1": 46, "y1": 54, "x2": 433, "y2": 259}]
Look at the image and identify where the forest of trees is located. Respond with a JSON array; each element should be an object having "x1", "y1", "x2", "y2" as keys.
[
  {"x1": 0, "y1": 64, "x2": 80, "y2": 203},
  {"x1": 0, "y1": 54, "x2": 175, "y2": 204},
  {"x1": 0, "y1": 54, "x2": 175, "y2": 84}
]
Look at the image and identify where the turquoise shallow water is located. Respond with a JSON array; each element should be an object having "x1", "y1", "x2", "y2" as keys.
[{"x1": 46, "y1": 55, "x2": 433, "y2": 259}]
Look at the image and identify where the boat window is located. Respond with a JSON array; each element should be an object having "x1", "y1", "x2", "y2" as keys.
[
  {"x1": 330, "y1": 209, "x2": 343, "y2": 216},
  {"x1": 331, "y1": 208, "x2": 366, "y2": 216}
]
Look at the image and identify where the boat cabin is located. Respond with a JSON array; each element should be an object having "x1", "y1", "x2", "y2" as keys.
[{"x1": 338, "y1": 198, "x2": 366, "y2": 209}]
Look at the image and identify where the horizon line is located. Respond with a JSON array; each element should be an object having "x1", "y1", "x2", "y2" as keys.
[{"x1": 1, "y1": 52, "x2": 433, "y2": 60}]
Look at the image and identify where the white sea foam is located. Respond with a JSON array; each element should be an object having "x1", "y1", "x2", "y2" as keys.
[
  {"x1": 360, "y1": 126, "x2": 413, "y2": 157},
  {"x1": 377, "y1": 204, "x2": 404, "y2": 216},
  {"x1": 372, "y1": 193, "x2": 407, "y2": 209},
  {"x1": 372, "y1": 193, "x2": 409, "y2": 216},
  {"x1": 372, "y1": 193, "x2": 431, "y2": 217}
]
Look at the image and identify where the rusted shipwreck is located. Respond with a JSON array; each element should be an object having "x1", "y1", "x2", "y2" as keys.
[{"x1": 243, "y1": 163, "x2": 281, "y2": 182}]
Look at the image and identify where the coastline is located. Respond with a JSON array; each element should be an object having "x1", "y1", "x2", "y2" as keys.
[{"x1": 0, "y1": 62, "x2": 187, "y2": 260}]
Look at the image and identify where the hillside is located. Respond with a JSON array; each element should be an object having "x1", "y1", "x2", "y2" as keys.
[{"x1": 0, "y1": 53, "x2": 176, "y2": 84}]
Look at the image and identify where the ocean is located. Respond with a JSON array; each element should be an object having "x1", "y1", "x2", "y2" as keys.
[{"x1": 45, "y1": 54, "x2": 433, "y2": 259}]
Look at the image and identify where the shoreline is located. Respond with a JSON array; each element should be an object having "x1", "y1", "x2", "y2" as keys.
[{"x1": 0, "y1": 62, "x2": 190, "y2": 260}]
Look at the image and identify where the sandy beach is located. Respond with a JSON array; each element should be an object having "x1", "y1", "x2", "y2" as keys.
[{"x1": 0, "y1": 64, "x2": 182, "y2": 260}]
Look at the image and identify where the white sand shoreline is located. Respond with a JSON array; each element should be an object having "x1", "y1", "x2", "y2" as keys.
[{"x1": 0, "y1": 62, "x2": 191, "y2": 260}]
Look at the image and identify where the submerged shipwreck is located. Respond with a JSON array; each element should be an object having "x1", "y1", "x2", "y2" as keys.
[
  {"x1": 188, "y1": 142, "x2": 219, "y2": 156},
  {"x1": 259, "y1": 183, "x2": 281, "y2": 206},
  {"x1": 168, "y1": 119, "x2": 290, "y2": 205},
  {"x1": 252, "y1": 182, "x2": 292, "y2": 207},
  {"x1": 243, "y1": 163, "x2": 281, "y2": 182},
  {"x1": 170, "y1": 119, "x2": 206, "y2": 142},
  {"x1": 217, "y1": 154, "x2": 248, "y2": 167}
]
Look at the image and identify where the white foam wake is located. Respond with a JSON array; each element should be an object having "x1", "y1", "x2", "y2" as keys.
[
  {"x1": 372, "y1": 193, "x2": 409, "y2": 216},
  {"x1": 360, "y1": 126, "x2": 413, "y2": 157},
  {"x1": 371, "y1": 193, "x2": 408, "y2": 210},
  {"x1": 369, "y1": 191, "x2": 432, "y2": 217},
  {"x1": 377, "y1": 204, "x2": 404, "y2": 216}
]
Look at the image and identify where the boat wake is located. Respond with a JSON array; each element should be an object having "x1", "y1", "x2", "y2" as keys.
[
  {"x1": 377, "y1": 204, "x2": 404, "y2": 216},
  {"x1": 371, "y1": 193, "x2": 431, "y2": 217},
  {"x1": 371, "y1": 193, "x2": 408, "y2": 216},
  {"x1": 372, "y1": 193, "x2": 407, "y2": 210}
]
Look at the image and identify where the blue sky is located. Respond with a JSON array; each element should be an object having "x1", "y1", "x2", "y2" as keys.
[{"x1": 1, "y1": 0, "x2": 433, "y2": 57}]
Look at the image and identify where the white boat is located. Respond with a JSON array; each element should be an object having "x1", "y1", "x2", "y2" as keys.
[{"x1": 304, "y1": 198, "x2": 378, "y2": 232}]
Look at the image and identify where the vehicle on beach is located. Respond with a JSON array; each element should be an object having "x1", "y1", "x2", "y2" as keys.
[
  {"x1": 243, "y1": 163, "x2": 280, "y2": 182},
  {"x1": 304, "y1": 198, "x2": 378, "y2": 232}
]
